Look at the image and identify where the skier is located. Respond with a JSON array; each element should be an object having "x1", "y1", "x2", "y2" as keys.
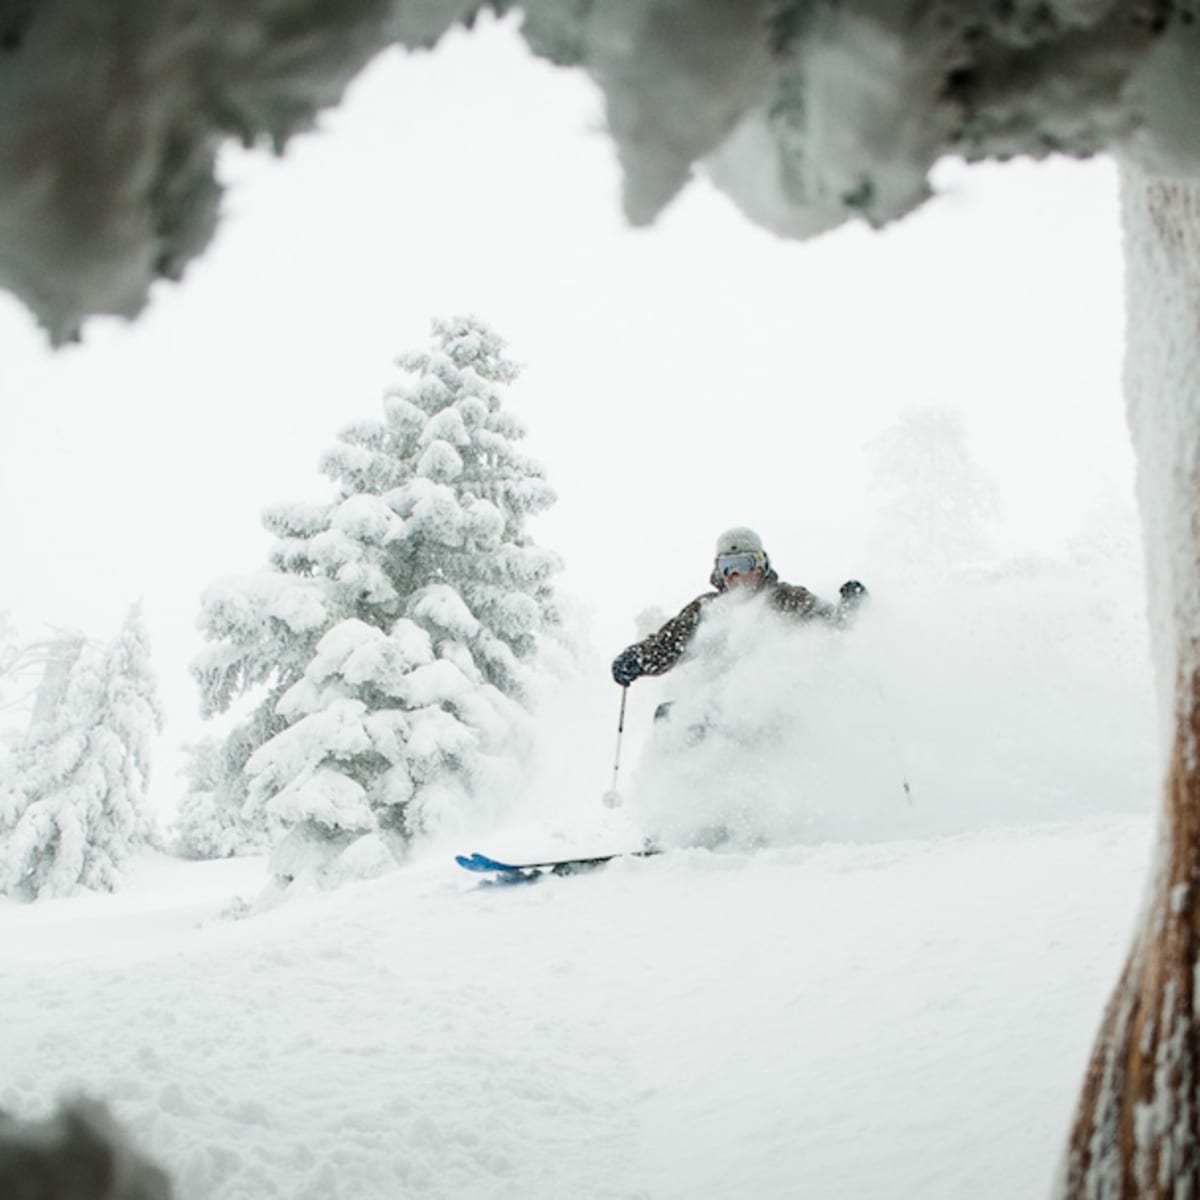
[{"x1": 610, "y1": 527, "x2": 867, "y2": 689}]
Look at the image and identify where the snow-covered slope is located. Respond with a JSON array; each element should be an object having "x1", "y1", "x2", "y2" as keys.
[{"x1": 0, "y1": 818, "x2": 1153, "y2": 1200}]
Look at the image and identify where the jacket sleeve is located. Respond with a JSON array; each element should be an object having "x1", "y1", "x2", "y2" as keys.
[
  {"x1": 771, "y1": 584, "x2": 839, "y2": 623},
  {"x1": 627, "y1": 595, "x2": 711, "y2": 676}
]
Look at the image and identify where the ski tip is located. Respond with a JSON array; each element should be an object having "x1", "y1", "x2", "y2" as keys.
[
  {"x1": 455, "y1": 853, "x2": 496, "y2": 872},
  {"x1": 455, "y1": 851, "x2": 521, "y2": 873}
]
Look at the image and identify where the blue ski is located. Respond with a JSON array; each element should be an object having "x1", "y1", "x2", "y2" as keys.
[{"x1": 455, "y1": 848, "x2": 659, "y2": 879}]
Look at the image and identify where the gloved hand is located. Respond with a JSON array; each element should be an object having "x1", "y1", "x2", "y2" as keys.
[
  {"x1": 839, "y1": 579, "x2": 868, "y2": 605},
  {"x1": 611, "y1": 647, "x2": 642, "y2": 687}
]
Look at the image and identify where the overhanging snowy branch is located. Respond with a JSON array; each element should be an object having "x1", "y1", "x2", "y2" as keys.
[{"x1": 2, "y1": 0, "x2": 1196, "y2": 343}]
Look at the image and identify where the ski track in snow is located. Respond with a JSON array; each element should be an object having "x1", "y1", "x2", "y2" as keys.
[{"x1": 0, "y1": 816, "x2": 1153, "y2": 1200}]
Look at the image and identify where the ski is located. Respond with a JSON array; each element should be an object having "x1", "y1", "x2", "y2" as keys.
[{"x1": 455, "y1": 848, "x2": 659, "y2": 881}]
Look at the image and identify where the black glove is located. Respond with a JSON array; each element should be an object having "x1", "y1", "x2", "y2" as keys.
[
  {"x1": 839, "y1": 579, "x2": 868, "y2": 606},
  {"x1": 611, "y1": 647, "x2": 642, "y2": 687}
]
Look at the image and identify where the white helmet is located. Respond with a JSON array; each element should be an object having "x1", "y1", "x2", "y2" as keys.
[{"x1": 714, "y1": 527, "x2": 764, "y2": 556}]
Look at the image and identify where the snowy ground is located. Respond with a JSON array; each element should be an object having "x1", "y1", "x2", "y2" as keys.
[
  {"x1": 1, "y1": 544, "x2": 1161, "y2": 1198},
  {"x1": 0, "y1": 813, "x2": 1154, "y2": 1200}
]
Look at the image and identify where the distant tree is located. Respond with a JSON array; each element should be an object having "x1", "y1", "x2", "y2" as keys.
[
  {"x1": 1067, "y1": 484, "x2": 1142, "y2": 572},
  {"x1": 0, "y1": 614, "x2": 32, "y2": 750},
  {"x1": 866, "y1": 407, "x2": 1000, "y2": 574},
  {"x1": 0, "y1": 611, "x2": 16, "y2": 691},
  {"x1": 0, "y1": 604, "x2": 163, "y2": 900},
  {"x1": 191, "y1": 316, "x2": 560, "y2": 879},
  {"x1": 172, "y1": 732, "x2": 270, "y2": 860}
]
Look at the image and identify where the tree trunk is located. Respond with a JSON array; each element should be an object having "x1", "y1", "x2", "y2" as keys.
[
  {"x1": 1057, "y1": 171, "x2": 1200, "y2": 1198},
  {"x1": 27, "y1": 633, "x2": 83, "y2": 733}
]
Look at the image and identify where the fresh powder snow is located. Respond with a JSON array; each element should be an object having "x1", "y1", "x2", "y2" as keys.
[
  {"x1": 0, "y1": 522, "x2": 1160, "y2": 1199},
  {"x1": 0, "y1": 818, "x2": 1153, "y2": 1200}
]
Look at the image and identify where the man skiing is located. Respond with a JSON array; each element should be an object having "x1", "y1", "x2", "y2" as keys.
[{"x1": 611, "y1": 527, "x2": 867, "y2": 688}]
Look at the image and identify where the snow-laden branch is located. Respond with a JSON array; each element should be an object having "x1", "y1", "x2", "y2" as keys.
[{"x1": 1, "y1": 2, "x2": 1196, "y2": 342}]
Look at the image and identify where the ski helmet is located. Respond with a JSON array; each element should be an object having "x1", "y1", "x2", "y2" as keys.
[{"x1": 715, "y1": 527, "x2": 764, "y2": 557}]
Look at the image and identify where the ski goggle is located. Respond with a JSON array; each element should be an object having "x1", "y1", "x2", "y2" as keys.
[{"x1": 716, "y1": 551, "x2": 765, "y2": 578}]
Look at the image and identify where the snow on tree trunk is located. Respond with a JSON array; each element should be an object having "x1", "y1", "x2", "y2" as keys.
[{"x1": 1057, "y1": 171, "x2": 1200, "y2": 1198}]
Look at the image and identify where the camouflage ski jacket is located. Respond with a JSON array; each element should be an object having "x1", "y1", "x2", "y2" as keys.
[{"x1": 625, "y1": 574, "x2": 841, "y2": 678}]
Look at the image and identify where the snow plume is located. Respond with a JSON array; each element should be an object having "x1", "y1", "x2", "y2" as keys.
[
  {"x1": 188, "y1": 316, "x2": 564, "y2": 895},
  {"x1": 625, "y1": 550, "x2": 1155, "y2": 851},
  {"x1": 627, "y1": 593, "x2": 895, "y2": 849}
]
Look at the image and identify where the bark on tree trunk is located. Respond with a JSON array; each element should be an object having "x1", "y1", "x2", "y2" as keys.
[{"x1": 1057, "y1": 171, "x2": 1200, "y2": 1199}]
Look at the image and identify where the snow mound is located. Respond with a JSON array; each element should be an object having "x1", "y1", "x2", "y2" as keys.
[{"x1": 624, "y1": 560, "x2": 1156, "y2": 850}]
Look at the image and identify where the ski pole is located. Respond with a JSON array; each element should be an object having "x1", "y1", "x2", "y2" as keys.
[
  {"x1": 602, "y1": 686, "x2": 628, "y2": 808},
  {"x1": 870, "y1": 669, "x2": 913, "y2": 806}
]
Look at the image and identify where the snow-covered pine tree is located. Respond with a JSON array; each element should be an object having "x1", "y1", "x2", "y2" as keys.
[
  {"x1": 0, "y1": 604, "x2": 163, "y2": 900},
  {"x1": 191, "y1": 316, "x2": 559, "y2": 882}
]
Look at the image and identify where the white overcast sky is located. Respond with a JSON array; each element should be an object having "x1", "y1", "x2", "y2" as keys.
[{"x1": 0, "y1": 15, "x2": 1131, "y2": 792}]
